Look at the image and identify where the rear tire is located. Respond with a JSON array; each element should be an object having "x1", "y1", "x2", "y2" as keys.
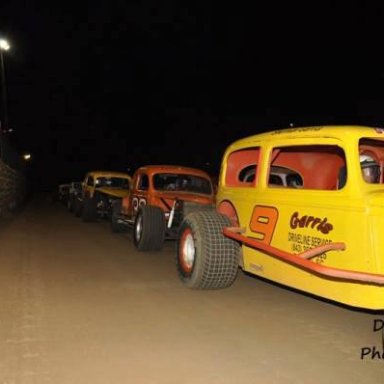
[
  {"x1": 133, "y1": 205, "x2": 165, "y2": 251},
  {"x1": 176, "y1": 210, "x2": 239, "y2": 289}
]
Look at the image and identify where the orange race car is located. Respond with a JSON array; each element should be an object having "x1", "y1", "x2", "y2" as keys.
[{"x1": 111, "y1": 165, "x2": 215, "y2": 251}]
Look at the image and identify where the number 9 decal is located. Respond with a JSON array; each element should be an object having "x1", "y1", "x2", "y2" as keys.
[{"x1": 249, "y1": 205, "x2": 279, "y2": 244}]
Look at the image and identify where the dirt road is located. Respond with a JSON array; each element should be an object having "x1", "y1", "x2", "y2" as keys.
[{"x1": 0, "y1": 195, "x2": 383, "y2": 383}]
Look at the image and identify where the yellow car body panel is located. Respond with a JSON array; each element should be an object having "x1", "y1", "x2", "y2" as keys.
[
  {"x1": 216, "y1": 125, "x2": 384, "y2": 310},
  {"x1": 96, "y1": 187, "x2": 130, "y2": 198}
]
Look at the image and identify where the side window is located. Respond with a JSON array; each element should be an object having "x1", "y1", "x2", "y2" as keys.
[
  {"x1": 225, "y1": 147, "x2": 260, "y2": 187},
  {"x1": 138, "y1": 174, "x2": 149, "y2": 190},
  {"x1": 268, "y1": 166, "x2": 303, "y2": 188},
  {"x1": 286, "y1": 173, "x2": 303, "y2": 188},
  {"x1": 359, "y1": 138, "x2": 384, "y2": 184},
  {"x1": 87, "y1": 176, "x2": 94, "y2": 187},
  {"x1": 239, "y1": 165, "x2": 256, "y2": 183},
  {"x1": 268, "y1": 174, "x2": 284, "y2": 186},
  {"x1": 268, "y1": 145, "x2": 345, "y2": 190}
]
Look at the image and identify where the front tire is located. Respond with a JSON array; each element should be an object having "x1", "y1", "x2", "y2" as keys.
[
  {"x1": 133, "y1": 205, "x2": 165, "y2": 251},
  {"x1": 176, "y1": 210, "x2": 239, "y2": 289},
  {"x1": 111, "y1": 200, "x2": 126, "y2": 233},
  {"x1": 82, "y1": 196, "x2": 98, "y2": 222}
]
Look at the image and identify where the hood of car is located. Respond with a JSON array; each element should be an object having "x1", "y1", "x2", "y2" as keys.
[
  {"x1": 157, "y1": 191, "x2": 214, "y2": 204},
  {"x1": 97, "y1": 187, "x2": 130, "y2": 198}
]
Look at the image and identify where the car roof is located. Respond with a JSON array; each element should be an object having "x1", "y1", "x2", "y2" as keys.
[
  {"x1": 86, "y1": 170, "x2": 131, "y2": 178},
  {"x1": 229, "y1": 125, "x2": 384, "y2": 148},
  {"x1": 137, "y1": 165, "x2": 211, "y2": 178}
]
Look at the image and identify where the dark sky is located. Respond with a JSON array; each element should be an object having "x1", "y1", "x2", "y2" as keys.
[{"x1": 1, "y1": 1, "x2": 384, "y2": 187}]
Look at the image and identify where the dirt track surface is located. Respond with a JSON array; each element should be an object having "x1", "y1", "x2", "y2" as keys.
[{"x1": 0, "y1": 195, "x2": 383, "y2": 383}]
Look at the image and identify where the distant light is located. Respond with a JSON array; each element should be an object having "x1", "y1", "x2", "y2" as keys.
[
  {"x1": 23, "y1": 153, "x2": 31, "y2": 161},
  {"x1": 289, "y1": 123, "x2": 294, "y2": 127},
  {"x1": 0, "y1": 39, "x2": 10, "y2": 51}
]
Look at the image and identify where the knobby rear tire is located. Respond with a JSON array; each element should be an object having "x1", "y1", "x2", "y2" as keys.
[{"x1": 176, "y1": 210, "x2": 239, "y2": 289}]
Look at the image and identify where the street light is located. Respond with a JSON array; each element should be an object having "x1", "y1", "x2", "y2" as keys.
[
  {"x1": 0, "y1": 38, "x2": 10, "y2": 160},
  {"x1": 23, "y1": 153, "x2": 31, "y2": 161},
  {"x1": 0, "y1": 39, "x2": 10, "y2": 51},
  {"x1": 0, "y1": 38, "x2": 10, "y2": 133}
]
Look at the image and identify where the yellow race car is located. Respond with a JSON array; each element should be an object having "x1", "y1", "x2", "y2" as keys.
[
  {"x1": 74, "y1": 170, "x2": 132, "y2": 222},
  {"x1": 176, "y1": 125, "x2": 384, "y2": 310}
]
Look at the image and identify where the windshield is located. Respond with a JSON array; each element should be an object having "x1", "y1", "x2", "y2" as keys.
[
  {"x1": 95, "y1": 177, "x2": 130, "y2": 189},
  {"x1": 153, "y1": 173, "x2": 212, "y2": 195}
]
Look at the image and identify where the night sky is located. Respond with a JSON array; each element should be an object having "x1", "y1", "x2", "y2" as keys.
[{"x1": 1, "y1": 1, "x2": 384, "y2": 188}]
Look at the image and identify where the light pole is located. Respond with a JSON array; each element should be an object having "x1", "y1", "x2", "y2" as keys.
[
  {"x1": 0, "y1": 38, "x2": 10, "y2": 160},
  {"x1": 0, "y1": 39, "x2": 10, "y2": 133}
]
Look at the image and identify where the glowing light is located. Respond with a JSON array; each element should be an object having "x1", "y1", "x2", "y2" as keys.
[{"x1": 0, "y1": 39, "x2": 10, "y2": 51}]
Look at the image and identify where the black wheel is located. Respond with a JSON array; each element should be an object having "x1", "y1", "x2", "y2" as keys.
[
  {"x1": 97, "y1": 193, "x2": 111, "y2": 220},
  {"x1": 82, "y1": 196, "x2": 98, "y2": 222},
  {"x1": 176, "y1": 210, "x2": 239, "y2": 289},
  {"x1": 133, "y1": 205, "x2": 165, "y2": 251},
  {"x1": 111, "y1": 200, "x2": 126, "y2": 233}
]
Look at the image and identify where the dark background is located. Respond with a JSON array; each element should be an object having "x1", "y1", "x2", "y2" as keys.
[{"x1": 1, "y1": 1, "x2": 384, "y2": 189}]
